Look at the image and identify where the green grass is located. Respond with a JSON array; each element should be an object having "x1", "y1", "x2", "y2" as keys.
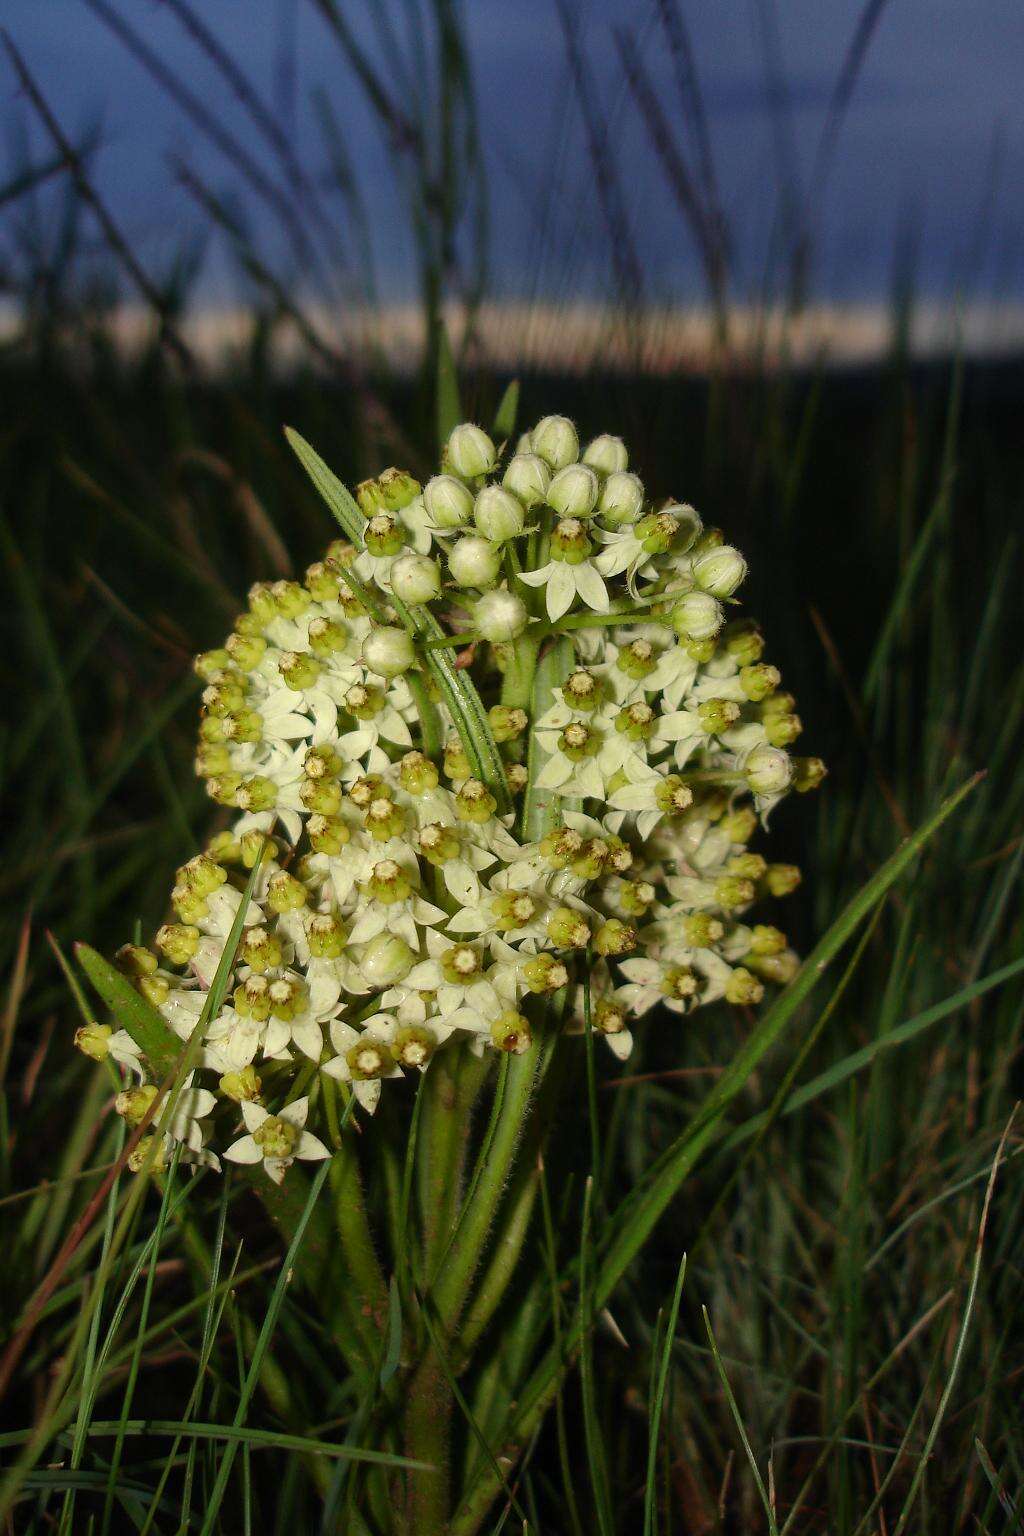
[{"x1": 1, "y1": 3, "x2": 1023, "y2": 1527}]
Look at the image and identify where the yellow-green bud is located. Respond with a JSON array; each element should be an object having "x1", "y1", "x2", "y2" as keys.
[
  {"x1": 597, "y1": 469, "x2": 644, "y2": 525},
  {"x1": 300, "y1": 777, "x2": 342, "y2": 816},
  {"x1": 75, "y1": 1022, "x2": 112, "y2": 1061},
  {"x1": 488, "y1": 704, "x2": 528, "y2": 742},
  {"x1": 365, "y1": 795, "x2": 406, "y2": 841},
  {"x1": 116, "y1": 1084, "x2": 159, "y2": 1127},
  {"x1": 308, "y1": 815, "x2": 350, "y2": 855},
  {"x1": 546, "y1": 907, "x2": 590, "y2": 949},
  {"x1": 655, "y1": 776, "x2": 695, "y2": 815},
  {"x1": 595, "y1": 999, "x2": 629, "y2": 1036},
  {"x1": 363, "y1": 859, "x2": 411, "y2": 905},
  {"x1": 765, "y1": 712, "x2": 803, "y2": 748},
  {"x1": 455, "y1": 779, "x2": 498, "y2": 823},
  {"x1": 748, "y1": 949, "x2": 800, "y2": 985},
  {"x1": 724, "y1": 620, "x2": 765, "y2": 666},
  {"x1": 195, "y1": 743, "x2": 231, "y2": 777},
  {"x1": 307, "y1": 912, "x2": 347, "y2": 959},
  {"x1": 491, "y1": 1012, "x2": 533, "y2": 1054},
  {"x1": 440, "y1": 943, "x2": 482, "y2": 984},
  {"x1": 241, "y1": 926, "x2": 283, "y2": 972},
  {"x1": 194, "y1": 648, "x2": 233, "y2": 681},
  {"x1": 253, "y1": 1115, "x2": 298, "y2": 1159},
  {"x1": 615, "y1": 701, "x2": 656, "y2": 741},
  {"x1": 662, "y1": 966, "x2": 698, "y2": 1003},
  {"x1": 307, "y1": 616, "x2": 348, "y2": 655},
  {"x1": 377, "y1": 466, "x2": 421, "y2": 511},
  {"x1": 593, "y1": 919, "x2": 638, "y2": 957},
  {"x1": 522, "y1": 952, "x2": 570, "y2": 994},
  {"x1": 156, "y1": 924, "x2": 201, "y2": 966},
  {"x1": 729, "y1": 852, "x2": 767, "y2": 881},
  {"x1": 128, "y1": 1136, "x2": 167, "y2": 1174},
  {"x1": 558, "y1": 721, "x2": 598, "y2": 761},
  {"x1": 793, "y1": 756, "x2": 827, "y2": 792},
  {"x1": 474, "y1": 484, "x2": 526, "y2": 542},
  {"x1": 399, "y1": 750, "x2": 440, "y2": 795},
  {"x1": 616, "y1": 638, "x2": 657, "y2": 679},
  {"x1": 750, "y1": 924, "x2": 786, "y2": 956},
  {"x1": 267, "y1": 976, "x2": 307, "y2": 1021},
  {"x1": 418, "y1": 822, "x2": 461, "y2": 865},
  {"x1": 364, "y1": 512, "x2": 406, "y2": 557},
  {"x1": 550, "y1": 518, "x2": 592, "y2": 564},
  {"x1": 225, "y1": 631, "x2": 267, "y2": 669},
  {"x1": 635, "y1": 511, "x2": 678, "y2": 554},
  {"x1": 492, "y1": 891, "x2": 538, "y2": 931},
  {"x1": 563, "y1": 668, "x2": 603, "y2": 709},
  {"x1": 222, "y1": 708, "x2": 263, "y2": 745},
  {"x1": 391, "y1": 1025, "x2": 438, "y2": 1069},
  {"x1": 116, "y1": 944, "x2": 158, "y2": 979},
  {"x1": 443, "y1": 739, "x2": 472, "y2": 780},
  {"x1": 236, "y1": 775, "x2": 279, "y2": 813},
  {"x1": 765, "y1": 863, "x2": 802, "y2": 897},
  {"x1": 721, "y1": 807, "x2": 758, "y2": 843},
  {"x1": 278, "y1": 651, "x2": 321, "y2": 691},
  {"x1": 346, "y1": 1035, "x2": 395, "y2": 1081},
  {"x1": 620, "y1": 880, "x2": 656, "y2": 916},
  {"x1": 267, "y1": 870, "x2": 308, "y2": 913},
  {"x1": 715, "y1": 875, "x2": 755, "y2": 910},
  {"x1": 725, "y1": 967, "x2": 764, "y2": 1006},
  {"x1": 305, "y1": 562, "x2": 342, "y2": 603},
  {"x1": 219, "y1": 1065, "x2": 262, "y2": 1102},
  {"x1": 740, "y1": 663, "x2": 781, "y2": 702},
  {"x1": 684, "y1": 912, "x2": 724, "y2": 946}
]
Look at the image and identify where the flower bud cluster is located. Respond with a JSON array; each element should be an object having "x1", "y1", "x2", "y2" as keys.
[{"x1": 88, "y1": 418, "x2": 822, "y2": 1178}]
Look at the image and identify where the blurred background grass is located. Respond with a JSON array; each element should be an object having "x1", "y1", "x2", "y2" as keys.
[{"x1": 1, "y1": 2, "x2": 1022, "y2": 1532}]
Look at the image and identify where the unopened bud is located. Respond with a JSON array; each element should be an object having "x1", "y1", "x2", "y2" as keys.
[
  {"x1": 446, "y1": 423, "x2": 496, "y2": 479},
  {"x1": 390, "y1": 553, "x2": 442, "y2": 605},
  {"x1": 583, "y1": 433, "x2": 628, "y2": 475},
  {"x1": 547, "y1": 463, "x2": 598, "y2": 518},
  {"x1": 502, "y1": 453, "x2": 550, "y2": 507},
  {"x1": 448, "y1": 535, "x2": 501, "y2": 588},
  {"x1": 359, "y1": 933, "x2": 414, "y2": 986},
  {"x1": 219, "y1": 1065, "x2": 262, "y2": 1102},
  {"x1": 692, "y1": 544, "x2": 747, "y2": 598},
  {"x1": 474, "y1": 485, "x2": 526, "y2": 542},
  {"x1": 671, "y1": 591, "x2": 723, "y2": 641},
  {"x1": 598, "y1": 471, "x2": 645, "y2": 525},
  {"x1": 362, "y1": 626, "x2": 415, "y2": 678},
  {"x1": 793, "y1": 756, "x2": 827, "y2": 792},
  {"x1": 491, "y1": 1012, "x2": 533, "y2": 1054},
  {"x1": 531, "y1": 415, "x2": 579, "y2": 470},
  {"x1": 744, "y1": 743, "x2": 794, "y2": 796},
  {"x1": 424, "y1": 473, "x2": 475, "y2": 528},
  {"x1": 474, "y1": 590, "x2": 528, "y2": 641}
]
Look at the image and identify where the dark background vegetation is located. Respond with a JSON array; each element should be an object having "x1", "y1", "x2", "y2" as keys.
[{"x1": 1, "y1": 2, "x2": 1022, "y2": 1531}]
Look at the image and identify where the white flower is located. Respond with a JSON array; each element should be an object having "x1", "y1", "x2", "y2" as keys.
[
  {"x1": 223, "y1": 1096, "x2": 330, "y2": 1183},
  {"x1": 323, "y1": 1018, "x2": 404, "y2": 1112},
  {"x1": 517, "y1": 556, "x2": 609, "y2": 622}
]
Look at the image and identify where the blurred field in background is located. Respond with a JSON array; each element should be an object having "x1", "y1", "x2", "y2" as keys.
[{"x1": 1, "y1": 2, "x2": 1022, "y2": 1532}]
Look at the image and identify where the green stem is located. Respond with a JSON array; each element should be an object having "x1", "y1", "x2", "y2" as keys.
[
  {"x1": 430, "y1": 1042, "x2": 540, "y2": 1332},
  {"x1": 500, "y1": 629, "x2": 542, "y2": 712},
  {"x1": 332, "y1": 1143, "x2": 387, "y2": 1335},
  {"x1": 418, "y1": 1050, "x2": 489, "y2": 1276},
  {"x1": 403, "y1": 1349, "x2": 453, "y2": 1535}
]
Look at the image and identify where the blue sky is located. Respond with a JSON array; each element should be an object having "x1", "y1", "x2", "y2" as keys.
[{"x1": 3, "y1": 0, "x2": 1023, "y2": 305}]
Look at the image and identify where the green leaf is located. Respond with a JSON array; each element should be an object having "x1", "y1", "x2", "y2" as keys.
[
  {"x1": 75, "y1": 946, "x2": 180, "y2": 1077},
  {"x1": 435, "y1": 322, "x2": 462, "y2": 453},
  {"x1": 380, "y1": 1276, "x2": 403, "y2": 1386},
  {"x1": 491, "y1": 380, "x2": 520, "y2": 443},
  {"x1": 283, "y1": 425, "x2": 510, "y2": 810},
  {"x1": 284, "y1": 427, "x2": 365, "y2": 543},
  {"x1": 449, "y1": 772, "x2": 982, "y2": 1536}
]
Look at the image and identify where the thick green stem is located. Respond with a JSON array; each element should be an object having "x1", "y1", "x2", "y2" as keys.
[
  {"x1": 403, "y1": 1349, "x2": 453, "y2": 1535},
  {"x1": 332, "y1": 1143, "x2": 387, "y2": 1339},
  {"x1": 499, "y1": 631, "x2": 542, "y2": 712},
  {"x1": 418, "y1": 1050, "x2": 489, "y2": 1276},
  {"x1": 431, "y1": 1042, "x2": 540, "y2": 1332}
]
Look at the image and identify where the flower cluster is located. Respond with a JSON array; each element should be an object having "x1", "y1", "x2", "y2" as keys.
[{"x1": 80, "y1": 416, "x2": 823, "y2": 1178}]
